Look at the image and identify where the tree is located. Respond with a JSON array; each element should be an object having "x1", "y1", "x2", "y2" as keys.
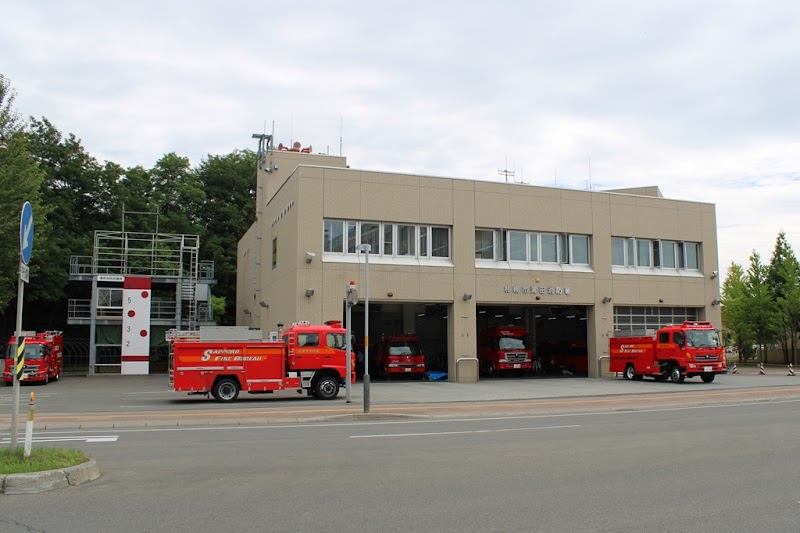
[
  {"x1": 745, "y1": 252, "x2": 779, "y2": 363},
  {"x1": 766, "y1": 231, "x2": 800, "y2": 364},
  {"x1": 721, "y1": 262, "x2": 755, "y2": 362},
  {"x1": 148, "y1": 153, "x2": 205, "y2": 235},
  {"x1": 0, "y1": 76, "x2": 46, "y2": 314},
  {"x1": 192, "y1": 150, "x2": 257, "y2": 325},
  {"x1": 24, "y1": 118, "x2": 122, "y2": 317}
]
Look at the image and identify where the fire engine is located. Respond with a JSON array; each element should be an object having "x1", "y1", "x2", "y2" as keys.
[
  {"x1": 2, "y1": 331, "x2": 63, "y2": 385},
  {"x1": 478, "y1": 325, "x2": 533, "y2": 376},
  {"x1": 610, "y1": 321, "x2": 726, "y2": 383},
  {"x1": 375, "y1": 334, "x2": 426, "y2": 379},
  {"x1": 168, "y1": 321, "x2": 355, "y2": 402}
]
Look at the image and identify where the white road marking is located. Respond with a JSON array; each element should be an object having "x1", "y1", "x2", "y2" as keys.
[
  {"x1": 0, "y1": 435, "x2": 119, "y2": 444},
  {"x1": 350, "y1": 424, "x2": 581, "y2": 439}
]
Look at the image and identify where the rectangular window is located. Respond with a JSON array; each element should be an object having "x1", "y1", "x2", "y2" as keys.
[
  {"x1": 636, "y1": 239, "x2": 651, "y2": 267},
  {"x1": 611, "y1": 237, "x2": 626, "y2": 266},
  {"x1": 323, "y1": 220, "x2": 344, "y2": 253},
  {"x1": 97, "y1": 288, "x2": 123, "y2": 308},
  {"x1": 397, "y1": 225, "x2": 415, "y2": 256},
  {"x1": 541, "y1": 233, "x2": 559, "y2": 263},
  {"x1": 683, "y1": 242, "x2": 699, "y2": 270},
  {"x1": 419, "y1": 226, "x2": 428, "y2": 257},
  {"x1": 661, "y1": 241, "x2": 676, "y2": 269},
  {"x1": 431, "y1": 227, "x2": 449, "y2": 258},
  {"x1": 529, "y1": 234, "x2": 539, "y2": 262},
  {"x1": 347, "y1": 222, "x2": 357, "y2": 254},
  {"x1": 272, "y1": 237, "x2": 278, "y2": 269},
  {"x1": 570, "y1": 235, "x2": 590, "y2": 265},
  {"x1": 509, "y1": 231, "x2": 527, "y2": 261},
  {"x1": 475, "y1": 229, "x2": 494, "y2": 260},
  {"x1": 383, "y1": 224, "x2": 393, "y2": 255},
  {"x1": 360, "y1": 222, "x2": 380, "y2": 253}
]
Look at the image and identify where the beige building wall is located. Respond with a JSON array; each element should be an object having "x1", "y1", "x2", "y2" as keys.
[{"x1": 237, "y1": 149, "x2": 722, "y2": 381}]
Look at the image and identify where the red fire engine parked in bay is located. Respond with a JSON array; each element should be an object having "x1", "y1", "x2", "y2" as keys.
[
  {"x1": 375, "y1": 334, "x2": 426, "y2": 379},
  {"x1": 609, "y1": 321, "x2": 727, "y2": 383},
  {"x1": 168, "y1": 321, "x2": 356, "y2": 402},
  {"x1": 478, "y1": 325, "x2": 533, "y2": 376},
  {"x1": 2, "y1": 331, "x2": 63, "y2": 385}
]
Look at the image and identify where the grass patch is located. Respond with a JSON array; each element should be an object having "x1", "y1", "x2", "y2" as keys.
[{"x1": 0, "y1": 447, "x2": 89, "y2": 475}]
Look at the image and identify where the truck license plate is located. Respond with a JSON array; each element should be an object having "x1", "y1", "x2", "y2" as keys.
[
  {"x1": 405, "y1": 368, "x2": 411, "y2": 372},
  {"x1": 703, "y1": 366, "x2": 713, "y2": 372},
  {"x1": 513, "y1": 364, "x2": 521, "y2": 368}
]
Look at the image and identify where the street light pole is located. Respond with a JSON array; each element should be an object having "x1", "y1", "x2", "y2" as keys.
[{"x1": 357, "y1": 244, "x2": 371, "y2": 413}]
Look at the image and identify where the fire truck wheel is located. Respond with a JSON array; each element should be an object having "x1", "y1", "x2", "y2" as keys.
[
  {"x1": 313, "y1": 375, "x2": 339, "y2": 400},
  {"x1": 624, "y1": 365, "x2": 635, "y2": 380},
  {"x1": 213, "y1": 378, "x2": 240, "y2": 402},
  {"x1": 701, "y1": 373, "x2": 715, "y2": 383},
  {"x1": 669, "y1": 365, "x2": 685, "y2": 384}
]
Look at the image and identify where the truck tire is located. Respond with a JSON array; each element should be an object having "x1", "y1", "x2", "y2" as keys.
[
  {"x1": 212, "y1": 378, "x2": 240, "y2": 402},
  {"x1": 701, "y1": 373, "x2": 716, "y2": 383},
  {"x1": 624, "y1": 365, "x2": 636, "y2": 380},
  {"x1": 669, "y1": 365, "x2": 685, "y2": 384},
  {"x1": 313, "y1": 375, "x2": 339, "y2": 400}
]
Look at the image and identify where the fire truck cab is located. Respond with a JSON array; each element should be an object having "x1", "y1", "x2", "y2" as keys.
[
  {"x1": 375, "y1": 334, "x2": 426, "y2": 379},
  {"x1": 3, "y1": 331, "x2": 64, "y2": 385},
  {"x1": 478, "y1": 325, "x2": 533, "y2": 376}
]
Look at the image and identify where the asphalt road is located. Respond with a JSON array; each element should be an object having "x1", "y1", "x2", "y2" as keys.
[
  {"x1": 2, "y1": 398, "x2": 799, "y2": 532},
  {"x1": 3, "y1": 371, "x2": 800, "y2": 428}
]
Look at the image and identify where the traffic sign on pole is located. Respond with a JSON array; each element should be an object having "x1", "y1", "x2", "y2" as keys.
[{"x1": 20, "y1": 201, "x2": 34, "y2": 264}]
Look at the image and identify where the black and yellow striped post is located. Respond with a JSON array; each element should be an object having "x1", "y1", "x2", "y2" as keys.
[{"x1": 15, "y1": 337, "x2": 26, "y2": 382}]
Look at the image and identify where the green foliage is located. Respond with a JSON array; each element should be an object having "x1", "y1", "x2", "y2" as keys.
[
  {"x1": 0, "y1": 447, "x2": 89, "y2": 474},
  {"x1": 193, "y1": 150, "x2": 257, "y2": 325},
  {"x1": 721, "y1": 262, "x2": 754, "y2": 361},
  {"x1": 210, "y1": 295, "x2": 226, "y2": 320},
  {"x1": 0, "y1": 76, "x2": 47, "y2": 311},
  {"x1": 722, "y1": 234, "x2": 800, "y2": 365}
]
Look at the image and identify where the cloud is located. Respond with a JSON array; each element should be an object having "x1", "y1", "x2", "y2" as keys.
[{"x1": 1, "y1": 0, "x2": 798, "y2": 271}]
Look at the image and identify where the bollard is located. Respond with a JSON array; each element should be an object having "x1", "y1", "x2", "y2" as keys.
[{"x1": 24, "y1": 392, "x2": 35, "y2": 458}]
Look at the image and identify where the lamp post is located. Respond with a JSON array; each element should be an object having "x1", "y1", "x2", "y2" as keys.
[{"x1": 356, "y1": 243, "x2": 371, "y2": 413}]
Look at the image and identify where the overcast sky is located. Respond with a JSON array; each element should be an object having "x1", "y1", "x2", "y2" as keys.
[{"x1": 2, "y1": 1, "x2": 799, "y2": 272}]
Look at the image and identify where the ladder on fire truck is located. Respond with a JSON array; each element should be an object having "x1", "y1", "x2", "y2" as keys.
[{"x1": 165, "y1": 329, "x2": 201, "y2": 389}]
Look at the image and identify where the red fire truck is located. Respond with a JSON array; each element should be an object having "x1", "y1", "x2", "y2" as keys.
[
  {"x1": 610, "y1": 321, "x2": 726, "y2": 383},
  {"x1": 2, "y1": 331, "x2": 63, "y2": 385},
  {"x1": 478, "y1": 325, "x2": 532, "y2": 376},
  {"x1": 168, "y1": 321, "x2": 355, "y2": 402},
  {"x1": 375, "y1": 334, "x2": 426, "y2": 378}
]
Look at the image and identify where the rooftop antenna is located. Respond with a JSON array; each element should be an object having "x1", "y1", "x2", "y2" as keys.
[
  {"x1": 252, "y1": 131, "x2": 273, "y2": 169},
  {"x1": 498, "y1": 154, "x2": 515, "y2": 183}
]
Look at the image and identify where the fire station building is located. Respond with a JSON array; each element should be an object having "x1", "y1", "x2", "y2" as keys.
[{"x1": 237, "y1": 139, "x2": 721, "y2": 382}]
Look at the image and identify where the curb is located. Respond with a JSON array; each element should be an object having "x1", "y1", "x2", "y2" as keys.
[{"x1": 1, "y1": 459, "x2": 100, "y2": 495}]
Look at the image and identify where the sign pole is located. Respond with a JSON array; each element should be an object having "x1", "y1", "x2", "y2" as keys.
[
  {"x1": 10, "y1": 262, "x2": 25, "y2": 448},
  {"x1": 11, "y1": 202, "x2": 34, "y2": 449}
]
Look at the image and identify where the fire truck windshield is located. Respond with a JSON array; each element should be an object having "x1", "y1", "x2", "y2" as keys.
[
  {"x1": 4, "y1": 344, "x2": 43, "y2": 359},
  {"x1": 326, "y1": 333, "x2": 347, "y2": 350},
  {"x1": 685, "y1": 330, "x2": 721, "y2": 348},
  {"x1": 498, "y1": 337, "x2": 526, "y2": 350}
]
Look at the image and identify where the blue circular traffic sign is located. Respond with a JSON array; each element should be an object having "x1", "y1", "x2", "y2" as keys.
[{"x1": 20, "y1": 201, "x2": 34, "y2": 264}]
